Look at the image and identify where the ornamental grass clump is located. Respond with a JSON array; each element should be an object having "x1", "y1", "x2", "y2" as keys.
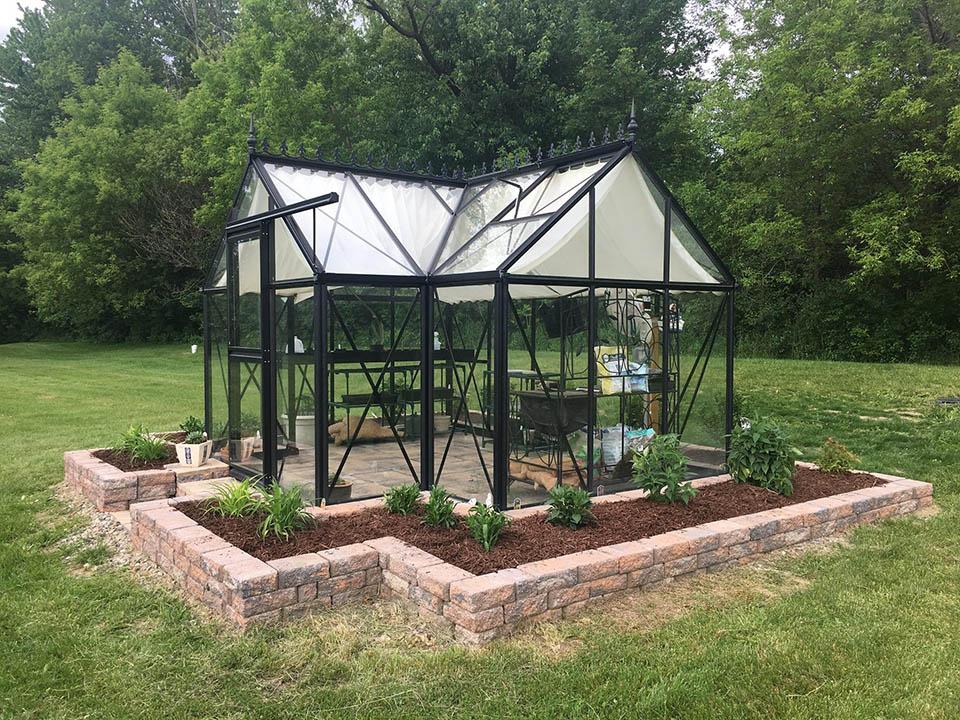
[
  {"x1": 466, "y1": 504, "x2": 510, "y2": 551},
  {"x1": 818, "y1": 437, "x2": 859, "y2": 474},
  {"x1": 257, "y1": 481, "x2": 311, "y2": 540},
  {"x1": 728, "y1": 418, "x2": 799, "y2": 496},
  {"x1": 118, "y1": 424, "x2": 168, "y2": 463},
  {"x1": 422, "y1": 485, "x2": 458, "y2": 528},
  {"x1": 546, "y1": 485, "x2": 595, "y2": 528},
  {"x1": 384, "y1": 483, "x2": 421, "y2": 515},
  {"x1": 632, "y1": 433, "x2": 697, "y2": 505},
  {"x1": 210, "y1": 477, "x2": 264, "y2": 518}
]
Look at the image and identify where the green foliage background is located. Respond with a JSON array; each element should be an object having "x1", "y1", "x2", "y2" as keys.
[{"x1": 0, "y1": 0, "x2": 956, "y2": 360}]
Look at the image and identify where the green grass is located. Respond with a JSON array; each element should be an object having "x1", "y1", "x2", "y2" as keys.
[{"x1": 2, "y1": 341, "x2": 960, "y2": 718}]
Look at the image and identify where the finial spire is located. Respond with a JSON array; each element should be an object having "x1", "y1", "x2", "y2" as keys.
[
  {"x1": 247, "y1": 113, "x2": 257, "y2": 155},
  {"x1": 626, "y1": 99, "x2": 638, "y2": 143}
]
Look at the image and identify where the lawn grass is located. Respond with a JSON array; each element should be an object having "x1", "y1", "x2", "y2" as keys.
[{"x1": 1, "y1": 341, "x2": 960, "y2": 718}]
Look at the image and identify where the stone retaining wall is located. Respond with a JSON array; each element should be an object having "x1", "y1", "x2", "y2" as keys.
[
  {"x1": 65, "y1": 448, "x2": 229, "y2": 511},
  {"x1": 129, "y1": 471, "x2": 933, "y2": 642}
]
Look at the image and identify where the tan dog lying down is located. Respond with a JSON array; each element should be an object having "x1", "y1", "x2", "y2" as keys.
[{"x1": 328, "y1": 417, "x2": 395, "y2": 445}]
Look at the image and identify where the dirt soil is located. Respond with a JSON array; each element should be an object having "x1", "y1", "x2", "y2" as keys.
[
  {"x1": 178, "y1": 467, "x2": 886, "y2": 575},
  {"x1": 93, "y1": 446, "x2": 177, "y2": 472}
]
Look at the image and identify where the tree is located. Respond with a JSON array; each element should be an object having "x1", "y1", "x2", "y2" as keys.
[
  {"x1": 10, "y1": 52, "x2": 208, "y2": 339},
  {"x1": 682, "y1": 0, "x2": 960, "y2": 360}
]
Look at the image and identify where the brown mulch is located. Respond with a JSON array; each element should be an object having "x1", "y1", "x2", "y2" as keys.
[
  {"x1": 178, "y1": 467, "x2": 885, "y2": 575},
  {"x1": 93, "y1": 446, "x2": 178, "y2": 472}
]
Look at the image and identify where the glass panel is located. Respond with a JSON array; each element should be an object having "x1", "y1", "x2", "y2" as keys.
[
  {"x1": 443, "y1": 216, "x2": 549, "y2": 274},
  {"x1": 326, "y1": 285, "x2": 423, "y2": 502},
  {"x1": 274, "y1": 290, "x2": 318, "y2": 503},
  {"x1": 504, "y1": 284, "x2": 591, "y2": 507},
  {"x1": 593, "y1": 157, "x2": 665, "y2": 282},
  {"x1": 229, "y1": 357, "x2": 263, "y2": 474},
  {"x1": 274, "y1": 216, "x2": 314, "y2": 281},
  {"x1": 208, "y1": 241, "x2": 227, "y2": 289},
  {"x1": 671, "y1": 209, "x2": 726, "y2": 283},
  {"x1": 207, "y1": 292, "x2": 230, "y2": 460},
  {"x1": 236, "y1": 171, "x2": 271, "y2": 219},
  {"x1": 516, "y1": 161, "x2": 606, "y2": 216},
  {"x1": 234, "y1": 235, "x2": 261, "y2": 348},
  {"x1": 510, "y1": 194, "x2": 590, "y2": 278},
  {"x1": 670, "y1": 292, "x2": 728, "y2": 476},
  {"x1": 432, "y1": 287, "x2": 496, "y2": 503}
]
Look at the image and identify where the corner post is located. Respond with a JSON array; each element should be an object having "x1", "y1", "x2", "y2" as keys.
[
  {"x1": 725, "y1": 290, "x2": 735, "y2": 454},
  {"x1": 493, "y1": 279, "x2": 509, "y2": 509},
  {"x1": 420, "y1": 285, "x2": 434, "y2": 491},
  {"x1": 315, "y1": 281, "x2": 329, "y2": 504}
]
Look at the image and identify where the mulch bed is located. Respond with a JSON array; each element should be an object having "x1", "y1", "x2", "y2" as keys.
[
  {"x1": 93, "y1": 446, "x2": 178, "y2": 472},
  {"x1": 178, "y1": 467, "x2": 885, "y2": 575}
]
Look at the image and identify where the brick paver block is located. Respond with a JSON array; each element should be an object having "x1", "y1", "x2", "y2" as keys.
[
  {"x1": 385, "y1": 545, "x2": 444, "y2": 584},
  {"x1": 219, "y1": 556, "x2": 279, "y2": 597},
  {"x1": 503, "y1": 593, "x2": 548, "y2": 623},
  {"x1": 516, "y1": 556, "x2": 579, "y2": 593},
  {"x1": 418, "y1": 564, "x2": 474, "y2": 600},
  {"x1": 318, "y1": 543, "x2": 378, "y2": 576},
  {"x1": 564, "y1": 549, "x2": 618, "y2": 582},
  {"x1": 268, "y1": 553, "x2": 330, "y2": 588},
  {"x1": 443, "y1": 603, "x2": 504, "y2": 633},
  {"x1": 492, "y1": 568, "x2": 538, "y2": 598},
  {"x1": 449, "y1": 573, "x2": 517, "y2": 612},
  {"x1": 650, "y1": 531, "x2": 698, "y2": 564}
]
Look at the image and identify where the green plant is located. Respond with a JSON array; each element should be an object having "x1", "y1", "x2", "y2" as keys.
[
  {"x1": 180, "y1": 415, "x2": 206, "y2": 444},
  {"x1": 422, "y1": 485, "x2": 458, "y2": 528},
  {"x1": 256, "y1": 481, "x2": 311, "y2": 540},
  {"x1": 466, "y1": 503, "x2": 510, "y2": 551},
  {"x1": 728, "y1": 418, "x2": 799, "y2": 496},
  {"x1": 545, "y1": 485, "x2": 595, "y2": 528},
  {"x1": 238, "y1": 412, "x2": 261, "y2": 436},
  {"x1": 117, "y1": 424, "x2": 168, "y2": 462},
  {"x1": 632, "y1": 433, "x2": 697, "y2": 504},
  {"x1": 818, "y1": 437, "x2": 859, "y2": 473},
  {"x1": 210, "y1": 477, "x2": 264, "y2": 518},
  {"x1": 384, "y1": 483, "x2": 421, "y2": 515}
]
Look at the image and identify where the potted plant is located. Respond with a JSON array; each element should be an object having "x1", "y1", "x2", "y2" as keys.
[
  {"x1": 229, "y1": 412, "x2": 260, "y2": 461},
  {"x1": 174, "y1": 416, "x2": 213, "y2": 467},
  {"x1": 329, "y1": 476, "x2": 353, "y2": 501}
]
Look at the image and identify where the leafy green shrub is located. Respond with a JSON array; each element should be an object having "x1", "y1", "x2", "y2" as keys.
[
  {"x1": 728, "y1": 418, "x2": 799, "y2": 496},
  {"x1": 545, "y1": 485, "x2": 595, "y2": 528},
  {"x1": 632, "y1": 434, "x2": 697, "y2": 505},
  {"x1": 118, "y1": 424, "x2": 168, "y2": 462},
  {"x1": 818, "y1": 437, "x2": 859, "y2": 473},
  {"x1": 466, "y1": 504, "x2": 511, "y2": 551},
  {"x1": 422, "y1": 485, "x2": 458, "y2": 528},
  {"x1": 210, "y1": 477, "x2": 264, "y2": 518},
  {"x1": 384, "y1": 483, "x2": 421, "y2": 515},
  {"x1": 257, "y1": 481, "x2": 311, "y2": 540},
  {"x1": 180, "y1": 415, "x2": 206, "y2": 444}
]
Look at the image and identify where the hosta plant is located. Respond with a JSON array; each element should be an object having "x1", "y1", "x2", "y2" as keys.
[
  {"x1": 422, "y1": 485, "x2": 458, "y2": 528},
  {"x1": 466, "y1": 504, "x2": 510, "y2": 551},
  {"x1": 632, "y1": 433, "x2": 697, "y2": 505},
  {"x1": 545, "y1": 485, "x2": 595, "y2": 528},
  {"x1": 818, "y1": 437, "x2": 859, "y2": 474},
  {"x1": 384, "y1": 483, "x2": 421, "y2": 515},
  {"x1": 257, "y1": 481, "x2": 311, "y2": 540},
  {"x1": 728, "y1": 418, "x2": 799, "y2": 496},
  {"x1": 210, "y1": 477, "x2": 264, "y2": 518}
]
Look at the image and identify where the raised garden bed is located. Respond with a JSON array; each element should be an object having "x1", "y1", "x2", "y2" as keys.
[
  {"x1": 65, "y1": 446, "x2": 230, "y2": 511},
  {"x1": 129, "y1": 465, "x2": 933, "y2": 643},
  {"x1": 177, "y1": 467, "x2": 884, "y2": 575}
]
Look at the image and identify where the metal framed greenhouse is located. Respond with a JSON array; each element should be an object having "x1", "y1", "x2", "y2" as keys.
[{"x1": 201, "y1": 112, "x2": 736, "y2": 510}]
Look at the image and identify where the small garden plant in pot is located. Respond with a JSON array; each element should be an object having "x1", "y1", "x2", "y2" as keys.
[
  {"x1": 632, "y1": 433, "x2": 697, "y2": 504},
  {"x1": 728, "y1": 417, "x2": 800, "y2": 496},
  {"x1": 174, "y1": 416, "x2": 213, "y2": 467},
  {"x1": 328, "y1": 474, "x2": 353, "y2": 502}
]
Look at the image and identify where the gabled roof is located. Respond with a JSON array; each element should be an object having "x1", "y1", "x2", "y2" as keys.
[{"x1": 210, "y1": 137, "x2": 734, "y2": 298}]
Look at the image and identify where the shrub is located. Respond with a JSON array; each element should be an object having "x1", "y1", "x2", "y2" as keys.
[
  {"x1": 422, "y1": 485, "x2": 458, "y2": 528},
  {"x1": 210, "y1": 477, "x2": 264, "y2": 518},
  {"x1": 466, "y1": 504, "x2": 510, "y2": 551},
  {"x1": 384, "y1": 483, "x2": 421, "y2": 515},
  {"x1": 257, "y1": 481, "x2": 311, "y2": 540},
  {"x1": 632, "y1": 434, "x2": 697, "y2": 505},
  {"x1": 180, "y1": 415, "x2": 206, "y2": 444},
  {"x1": 728, "y1": 418, "x2": 799, "y2": 496},
  {"x1": 545, "y1": 485, "x2": 595, "y2": 528},
  {"x1": 118, "y1": 424, "x2": 168, "y2": 462},
  {"x1": 818, "y1": 437, "x2": 859, "y2": 473}
]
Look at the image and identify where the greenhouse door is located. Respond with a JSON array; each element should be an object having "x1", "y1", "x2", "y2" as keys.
[{"x1": 225, "y1": 224, "x2": 275, "y2": 478}]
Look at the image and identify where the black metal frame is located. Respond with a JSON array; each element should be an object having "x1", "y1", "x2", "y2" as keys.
[{"x1": 201, "y1": 131, "x2": 737, "y2": 509}]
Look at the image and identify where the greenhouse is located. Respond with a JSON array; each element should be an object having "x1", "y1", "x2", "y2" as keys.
[{"x1": 201, "y1": 116, "x2": 736, "y2": 510}]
